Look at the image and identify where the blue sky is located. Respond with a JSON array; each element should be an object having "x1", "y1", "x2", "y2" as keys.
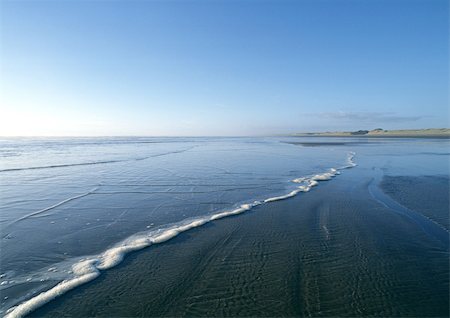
[{"x1": 1, "y1": 0, "x2": 448, "y2": 136}]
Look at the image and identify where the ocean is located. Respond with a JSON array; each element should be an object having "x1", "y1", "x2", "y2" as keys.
[{"x1": 0, "y1": 137, "x2": 448, "y2": 317}]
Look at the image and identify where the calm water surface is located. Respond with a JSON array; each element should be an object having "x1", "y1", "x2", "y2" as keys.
[{"x1": 0, "y1": 137, "x2": 448, "y2": 316}]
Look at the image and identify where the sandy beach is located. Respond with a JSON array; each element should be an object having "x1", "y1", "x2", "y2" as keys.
[{"x1": 292, "y1": 128, "x2": 450, "y2": 138}]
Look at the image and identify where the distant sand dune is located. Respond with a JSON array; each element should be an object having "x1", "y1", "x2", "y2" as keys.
[{"x1": 292, "y1": 128, "x2": 450, "y2": 138}]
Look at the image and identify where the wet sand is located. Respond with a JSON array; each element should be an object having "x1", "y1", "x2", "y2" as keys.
[
  {"x1": 30, "y1": 168, "x2": 449, "y2": 317},
  {"x1": 381, "y1": 175, "x2": 449, "y2": 231},
  {"x1": 285, "y1": 141, "x2": 364, "y2": 147}
]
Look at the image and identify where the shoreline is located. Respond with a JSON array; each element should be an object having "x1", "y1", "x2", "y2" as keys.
[
  {"x1": 2, "y1": 138, "x2": 449, "y2": 318},
  {"x1": 30, "y1": 168, "x2": 449, "y2": 317},
  {"x1": 2, "y1": 154, "x2": 356, "y2": 318}
]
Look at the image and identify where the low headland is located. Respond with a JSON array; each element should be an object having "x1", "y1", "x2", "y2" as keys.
[{"x1": 291, "y1": 128, "x2": 450, "y2": 138}]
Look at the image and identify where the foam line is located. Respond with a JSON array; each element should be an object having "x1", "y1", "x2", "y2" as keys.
[
  {"x1": 4, "y1": 260, "x2": 100, "y2": 318},
  {"x1": 339, "y1": 151, "x2": 357, "y2": 169},
  {"x1": 4, "y1": 152, "x2": 356, "y2": 318}
]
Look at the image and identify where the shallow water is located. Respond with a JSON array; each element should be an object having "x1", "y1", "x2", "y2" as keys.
[{"x1": 0, "y1": 137, "x2": 449, "y2": 316}]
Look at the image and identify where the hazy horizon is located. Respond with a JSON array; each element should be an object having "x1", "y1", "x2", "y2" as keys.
[
  {"x1": 1, "y1": 0, "x2": 448, "y2": 136},
  {"x1": 0, "y1": 126, "x2": 449, "y2": 138}
]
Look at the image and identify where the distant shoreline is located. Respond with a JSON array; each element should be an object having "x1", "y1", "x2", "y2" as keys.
[{"x1": 290, "y1": 128, "x2": 450, "y2": 138}]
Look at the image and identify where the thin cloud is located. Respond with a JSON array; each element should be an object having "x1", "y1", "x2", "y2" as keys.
[{"x1": 306, "y1": 111, "x2": 424, "y2": 123}]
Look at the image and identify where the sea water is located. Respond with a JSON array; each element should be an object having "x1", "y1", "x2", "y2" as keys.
[{"x1": 0, "y1": 137, "x2": 448, "y2": 317}]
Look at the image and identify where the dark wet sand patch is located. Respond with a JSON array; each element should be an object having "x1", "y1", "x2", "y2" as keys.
[
  {"x1": 286, "y1": 141, "x2": 365, "y2": 147},
  {"x1": 31, "y1": 172, "x2": 449, "y2": 318},
  {"x1": 381, "y1": 175, "x2": 449, "y2": 231}
]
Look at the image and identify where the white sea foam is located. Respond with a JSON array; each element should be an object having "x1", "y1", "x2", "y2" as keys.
[
  {"x1": 342, "y1": 151, "x2": 357, "y2": 168},
  {"x1": 4, "y1": 152, "x2": 356, "y2": 318},
  {"x1": 264, "y1": 190, "x2": 300, "y2": 203},
  {"x1": 5, "y1": 260, "x2": 100, "y2": 318}
]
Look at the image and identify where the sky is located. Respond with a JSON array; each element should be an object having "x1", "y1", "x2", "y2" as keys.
[{"x1": 0, "y1": 0, "x2": 448, "y2": 136}]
